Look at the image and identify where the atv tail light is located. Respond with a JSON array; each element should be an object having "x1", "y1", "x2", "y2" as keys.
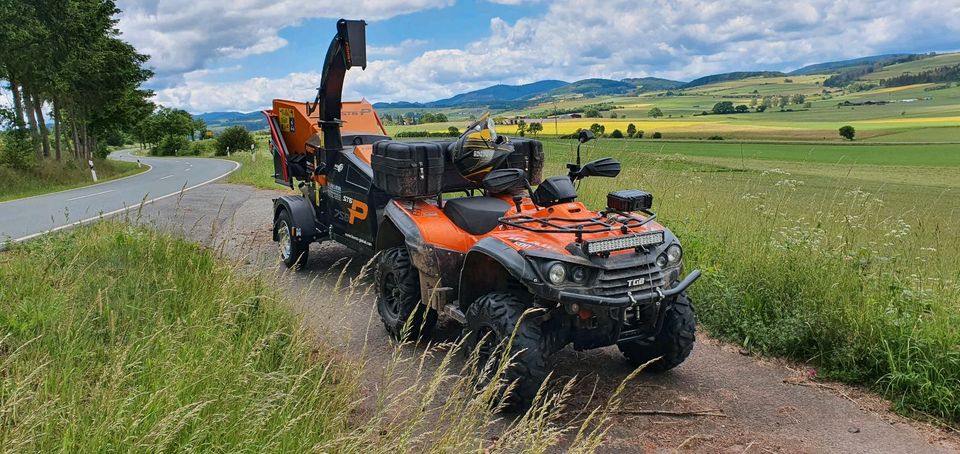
[{"x1": 583, "y1": 231, "x2": 664, "y2": 255}]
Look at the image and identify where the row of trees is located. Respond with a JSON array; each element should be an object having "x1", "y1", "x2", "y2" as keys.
[
  {"x1": 0, "y1": 0, "x2": 154, "y2": 167},
  {"x1": 133, "y1": 108, "x2": 207, "y2": 151},
  {"x1": 749, "y1": 94, "x2": 807, "y2": 110},
  {"x1": 586, "y1": 123, "x2": 658, "y2": 139},
  {"x1": 380, "y1": 112, "x2": 449, "y2": 125},
  {"x1": 881, "y1": 64, "x2": 960, "y2": 88}
]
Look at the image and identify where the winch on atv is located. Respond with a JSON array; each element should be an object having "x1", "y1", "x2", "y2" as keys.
[{"x1": 264, "y1": 19, "x2": 701, "y2": 410}]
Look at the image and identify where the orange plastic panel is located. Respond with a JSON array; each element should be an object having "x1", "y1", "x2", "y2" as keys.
[{"x1": 271, "y1": 99, "x2": 386, "y2": 155}]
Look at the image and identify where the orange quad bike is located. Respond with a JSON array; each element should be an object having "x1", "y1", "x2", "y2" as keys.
[{"x1": 265, "y1": 19, "x2": 701, "y2": 409}]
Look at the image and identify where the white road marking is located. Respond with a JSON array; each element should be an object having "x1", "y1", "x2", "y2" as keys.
[
  {"x1": 0, "y1": 156, "x2": 152, "y2": 205},
  {"x1": 66, "y1": 189, "x2": 115, "y2": 201},
  {"x1": 5, "y1": 158, "x2": 241, "y2": 245},
  {"x1": 160, "y1": 174, "x2": 175, "y2": 180}
]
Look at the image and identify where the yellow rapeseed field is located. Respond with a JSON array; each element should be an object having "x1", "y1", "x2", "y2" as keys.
[
  {"x1": 870, "y1": 83, "x2": 934, "y2": 94},
  {"x1": 857, "y1": 115, "x2": 960, "y2": 125}
]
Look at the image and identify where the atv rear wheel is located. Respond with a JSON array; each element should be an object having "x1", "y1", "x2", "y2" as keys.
[
  {"x1": 618, "y1": 293, "x2": 696, "y2": 373},
  {"x1": 464, "y1": 292, "x2": 548, "y2": 411},
  {"x1": 376, "y1": 247, "x2": 437, "y2": 341},
  {"x1": 276, "y1": 210, "x2": 309, "y2": 269}
]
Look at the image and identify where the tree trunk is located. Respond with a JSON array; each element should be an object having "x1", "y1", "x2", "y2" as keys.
[
  {"x1": 33, "y1": 93, "x2": 52, "y2": 159},
  {"x1": 8, "y1": 74, "x2": 26, "y2": 127},
  {"x1": 21, "y1": 81, "x2": 42, "y2": 158},
  {"x1": 71, "y1": 117, "x2": 81, "y2": 160},
  {"x1": 81, "y1": 119, "x2": 89, "y2": 160},
  {"x1": 53, "y1": 97, "x2": 62, "y2": 161}
]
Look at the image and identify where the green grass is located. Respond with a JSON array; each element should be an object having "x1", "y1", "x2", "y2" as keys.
[
  {"x1": 555, "y1": 141, "x2": 960, "y2": 422},
  {"x1": 569, "y1": 138, "x2": 960, "y2": 167},
  {"x1": 0, "y1": 221, "x2": 623, "y2": 451},
  {"x1": 0, "y1": 156, "x2": 146, "y2": 202},
  {"x1": 186, "y1": 136, "x2": 282, "y2": 190},
  {"x1": 0, "y1": 222, "x2": 358, "y2": 450}
]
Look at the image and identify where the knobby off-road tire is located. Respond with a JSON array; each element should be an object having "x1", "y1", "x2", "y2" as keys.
[
  {"x1": 618, "y1": 293, "x2": 696, "y2": 373},
  {"x1": 275, "y1": 209, "x2": 309, "y2": 269},
  {"x1": 464, "y1": 292, "x2": 549, "y2": 411},
  {"x1": 375, "y1": 247, "x2": 437, "y2": 341}
]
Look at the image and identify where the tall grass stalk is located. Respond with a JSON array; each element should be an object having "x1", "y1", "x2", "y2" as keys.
[{"x1": 0, "y1": 221, "x2": 631, "y2": 451}]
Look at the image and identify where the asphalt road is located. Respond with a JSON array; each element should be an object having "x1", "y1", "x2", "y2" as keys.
[{"x1": 0, "y1": 149, "x2": 239, "y2": 244}]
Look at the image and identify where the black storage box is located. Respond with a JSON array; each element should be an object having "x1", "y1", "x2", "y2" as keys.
[
  {"x1": 372, "y1": 141, "x2": 445, "y2": 198},
  {"x1": 607, "y1": 189, "x2": 653, "y2": 212},
  {"x1": 503, "y1": 138, "x2": 545, "y2": 185}
]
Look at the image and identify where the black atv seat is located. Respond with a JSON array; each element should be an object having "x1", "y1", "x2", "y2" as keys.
[{"x1": 443, "y1": 196, "x2": 510, "y2": 235}]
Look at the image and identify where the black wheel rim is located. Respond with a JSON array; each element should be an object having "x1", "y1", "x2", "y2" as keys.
[{"x1": 382, "y1": 273, "x2": 402, "y2": 318}]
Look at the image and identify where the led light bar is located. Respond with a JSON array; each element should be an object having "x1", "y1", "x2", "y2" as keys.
[{"x1": 583, "y1": 231, "x2": 664, "y2": 255}]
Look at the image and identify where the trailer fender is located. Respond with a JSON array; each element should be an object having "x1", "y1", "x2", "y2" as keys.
[
  {"x1": 458, "y1": 237, "x2": 538, "y2": 312},
  {"x1": 273, "y1": 195, "x2": 317, "y2": 243}
]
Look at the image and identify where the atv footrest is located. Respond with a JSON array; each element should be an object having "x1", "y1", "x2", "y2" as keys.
[{"x1": 443, "y1": 303, "x2": 466, "y2": 324}]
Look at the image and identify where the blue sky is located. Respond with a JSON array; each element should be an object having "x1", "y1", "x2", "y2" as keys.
[{"x1": 115, "y1": 0, "x2": 960, "y2": 113}]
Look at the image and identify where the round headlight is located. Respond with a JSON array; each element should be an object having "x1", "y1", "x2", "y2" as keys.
[
  {"x1": 666, "y1": 244, "x2": 683, "y2": 265},
  {"x1": 547, "y1": 263, "x2": 566, "y2": 285},
  {"x1": 571, "y1": 266, "x2": 587, "y2": 284},
  {"x1": 656, "y1": 254, "x2": 668, "y2": 268}
]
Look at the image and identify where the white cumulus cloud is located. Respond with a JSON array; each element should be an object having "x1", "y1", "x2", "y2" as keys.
[
  {"x1": 117, "y1": 0, "x2": 454, "y2": 83},
  {"x1": 149, "y1": 0, "x2": 960, "y2": 112}
]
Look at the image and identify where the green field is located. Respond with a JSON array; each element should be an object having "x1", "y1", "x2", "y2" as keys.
[
  {"x1": 381, "y1": 53, "x2": 960, "y2": 143},
  {"x1": 215, "y1": 132, "x2": 960, "y2": 423},
  {"x1": 548, "y1": 139, "x2": 960, "y2": 422}
]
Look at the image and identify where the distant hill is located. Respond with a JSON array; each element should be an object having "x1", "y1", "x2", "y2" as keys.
[
  {"x1": 621, "y1": 77, "x2": 685, "y2": 92},
  {"x1": 788, "y1": 54, "x2": 917, "y2": 76},
  {"x1": 428, "y1": 80, "x2": 567, "y2": 108},
  {"x1": 681, "y1": 71, "x2": 787, "y2": 89},
  {"x1": 374, "y1": 78, "x2": 675, "y2": 110},
  {"x1": 195, "y1": 111, "x2": 267, "y2": 131},
  {"x1": 371, "y1": 101, "x2": 426, "y2": 109},
  {"x1": 538, "y1": 78, "x2": 636, "y2": 98}
]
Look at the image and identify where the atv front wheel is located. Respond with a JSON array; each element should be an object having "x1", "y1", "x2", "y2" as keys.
[
  {"x1": 464, "y1": 292, "x2": 548, "y2": 411},
  {"x1": 618, "y1": 293, "x2": 696, "y2": 373},
  {"x1": 275, "y1": 210, "x2": 309, "y2": 269},
  {"x1": 375, "y1": 247, "x2": 437, "y2": 341}
]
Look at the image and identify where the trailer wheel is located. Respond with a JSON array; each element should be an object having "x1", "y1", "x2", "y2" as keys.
[
  {"x1": 618, "y1": 293, "x2": 696, "y2": 373},
  {"x1": 376, "y1": 247, "x2": 437, "y2": 341},
  {"x1": 464, "y1": 292, "x2": 548, "y2": 411},
  {"x1": 275, "y1": 209, "x2": 309, "y2": 269}
]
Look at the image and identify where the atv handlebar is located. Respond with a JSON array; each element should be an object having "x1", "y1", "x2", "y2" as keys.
[{"x1": 557, "y1": 269, "x2": 701, "y2": 308}]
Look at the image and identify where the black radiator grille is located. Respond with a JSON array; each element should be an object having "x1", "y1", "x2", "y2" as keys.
[{"x1": 595, "y1": 263, "x2": 664, "y2": 298}]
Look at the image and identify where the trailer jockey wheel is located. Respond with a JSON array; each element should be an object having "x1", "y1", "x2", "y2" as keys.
[
  {"x1": 617, "y1": 293, "x2": 696, "y2": 373},
  {"x1": 275, "y1": 210, "x2": 309, "y2": 269},
  {"x1": 375, "y1": 247, "x2": 437, "y2": 341}
]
